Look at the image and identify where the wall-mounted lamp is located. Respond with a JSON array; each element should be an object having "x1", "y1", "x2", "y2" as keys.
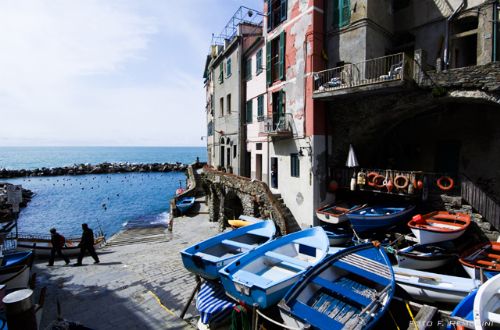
[{"x1": 299, "y1": 146, "x2": 312, "y2": 157}]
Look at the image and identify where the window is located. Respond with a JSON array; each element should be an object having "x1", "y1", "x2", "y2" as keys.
[
  {"x1": 233, "y1": 145, "x2": 237, "y2": 158},
  {"x1": 245, "y1": 58, "x2": 252, "y2": 81},
  {"x1": 272, "y1": 90, "x2": 285, "y2": 130},
  {"x1": 257, "y1": 95, "x2": 264, "y2": 120},
  {"x1": 267, "y1": 0, "x2": 287, "y2": 31},
  {"x1": 266, "y1": 31, "x2": 285, "y2": 85},
  {"x1": 246, "y1": 100, "x2": 253, "y2": 123},
  {"x1": 256, "y1": 143, "x2": 262, "y2": 150},
  {"x1": 227, "y1": 94, "x2": 231, "y2": 114},
  {"x1": 218, "y1": 62, "x2": 224, "y2": 83},
  {"x1": 210, "y1": 95, "x2": 214, "y2": 115},
  {"x1": 333, "y1": 0, "x2": 351, "y2": 28},
  {"x1": 227, "y1": 58, "x2": 232, "y2": 77},
  {"x1": 256, "y1": 49, "x2": 263, "y2": 75},
  {"x1": 220, "y1": 97, "x2": 224, "y2": 117},
  {"x1": 207, "y1": 121, "x2": 213, "y2": 136},
  {"x1": 290, "y1": 153, "x2": 299, "y2": 177}
]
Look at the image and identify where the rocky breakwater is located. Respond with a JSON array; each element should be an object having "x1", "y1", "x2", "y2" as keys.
[
  {"x1": 0, "y1": 183, "x2": 33, "y2": 222},
  {"x1": 0, "y1": 162, "x2": 188, "y2": 178}
]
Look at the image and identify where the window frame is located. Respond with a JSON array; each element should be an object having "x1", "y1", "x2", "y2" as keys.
[
  {"x1": 257, "y1": 95, "x2": 264, "y2": 120},
  {"x1": 290, "y1": 153, "x2": 300, "y2": 178},
  {"x1": 219, "y1": 97, "x2": 224, "y2": 117},
  {"x1": 246, "y1": 99, "x2": 253, "y2": 123},
  {"x1": 218, "y1": 62, "x2": 224, "y2": 84},
  {"x1": 256, "y1": 49, "x2": 263, "y2": 75},
  {"x1": 245, "y1": 58, "x2": 252, "y2": 81},
  {"x1": 227, "y1": 94, "x2": 231, "y2": 114},
  {"x1": 226, "y1": 58, "x2": 232, "y2": 77}
]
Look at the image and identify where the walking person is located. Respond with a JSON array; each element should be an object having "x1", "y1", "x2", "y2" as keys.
[
  {"x1": 48, "y1": 228, "x2": 70, "y2": 266},
  {"x1": 74, "y1": 223, "x2": 100, "y2": 266}
]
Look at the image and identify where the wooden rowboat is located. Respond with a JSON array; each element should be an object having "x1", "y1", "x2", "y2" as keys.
[
  {"x1": 347, "y1": 205, "x2": 416, "y2": 233},
  {"x1": 316, "y1": 202, "x2": 365, "y2": 225},
  {"x1": 408, "y1": 211, "x2": 471, "y2": 244},
  {"x1": 16, "y1": 234, "x2": 105, "y2": 257},
  {"x1": 460, "y1": 241, "x2": 500, "y2": 280}
]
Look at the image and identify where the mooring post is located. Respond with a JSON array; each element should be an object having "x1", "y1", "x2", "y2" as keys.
[
  {"x1": 2, "y1": 289, "x2": 37, "y2": 330},
  {"x1": 180, "y1": 275, "x2": 202, "y2": 319}
]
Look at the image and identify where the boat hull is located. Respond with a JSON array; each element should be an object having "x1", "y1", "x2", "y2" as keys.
[
  {"x1": 459, "y1": 241, "x2": 500, "y2": 280},
  {"x1": 17, "y1": 236, "x2": 105, "y2": 257},
  {"x1": 410, "y1": 229, "x2": 466, "y2": 245},
  {"x1": 474, "y1": 273, "x2": 500, "y2": 330},
  {"x1": 0, "y1": 265, "x2": 30, "y2": 291},
  {"x1": 176, "y1": 197, "x2": 195, "y2": 215},
  {"x1": 315, "y1": 203, "x2": 352, "y2": 225},
  {"x1": 393, "y1": 266, "x2": 479, "y2": 304},
  {"x1": 347, "y1": 205, "x2": 416, "y2": 233},
  {"x1": 395, "y1": 244, "x2": 455, "y2": 270},
  {"x1": 408, "y1": 211, "x2": 471, "y2": 244}
]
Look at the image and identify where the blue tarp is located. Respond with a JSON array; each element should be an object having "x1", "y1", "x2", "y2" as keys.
[{"x1": 196, "y1": 281, "x2": 235, "y2": 325}]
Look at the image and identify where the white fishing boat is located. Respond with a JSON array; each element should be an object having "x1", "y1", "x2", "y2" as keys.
[
  {"x1": 393, "y1": 266, "x2": 480, "y2": 304},
  {"x1": 408, "y1": 211, "x2": 471, "y2": 244},
  {"x1": 16, "y1": 233, "x2": 105, "y2": 257},
  {"x1": 474, "y1": 273, "x2": 500, "y2": 330}
]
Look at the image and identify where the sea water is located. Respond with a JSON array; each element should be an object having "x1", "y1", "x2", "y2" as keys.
[{"x1": 0, "y1": 147, "x2": 205, "y2": 237}]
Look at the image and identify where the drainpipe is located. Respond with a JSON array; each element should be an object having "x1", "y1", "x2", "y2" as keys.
[
  {"x1": 444, "y1": 0, "x2": 466, "y2": 69},
  {"x1": 493, "y1": 0, "x2": 498, "y2": 62}
]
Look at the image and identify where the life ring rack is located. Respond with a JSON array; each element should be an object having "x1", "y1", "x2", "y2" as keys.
[
  {"x1": 366, "y1": 172, "x2": 379, "y2": 187},
  {"x1": 437, "y1": 176, "x2": 454, "y2": 191}
]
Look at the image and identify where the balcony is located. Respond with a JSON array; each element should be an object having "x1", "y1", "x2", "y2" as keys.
[
  {"x1": 313, "y1": 53, "x2": 413, "y2": 99},
  {"x1": 259, "y1": 113, "x2": 294, "y2": 139}
]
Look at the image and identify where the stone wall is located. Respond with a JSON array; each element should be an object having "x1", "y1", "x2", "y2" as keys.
[
  {"x1": 420, "y1": 62, "x2": 500, "y2": 94},
  {"x1": 202, "y1": 166, "x2": 300, "y2": 234}
]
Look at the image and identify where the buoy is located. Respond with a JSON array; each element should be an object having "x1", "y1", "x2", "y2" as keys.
[
  {"x1": 366, "y1": 172, "x2": 379, "y2": 187},
  {"x1": 328, "y1": 180, "x2": 339, "y2": 192},
  {"x1": 437, "y1": 176, "x2": 454, "y2": 191},
  {"x1": 394, "y1": 175, "x2": 409, "y2": 190},
  {"x1": 417, "y1": 180, "x2": 423, "y2": 190},
  {"x1": 373, "y1": 175, "x2": 386, "y2": 189},
  {"x1": 386, "y1": 179, "x2": 394, "y2": 192}
]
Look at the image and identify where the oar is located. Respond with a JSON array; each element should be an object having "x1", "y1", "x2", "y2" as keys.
[{"x1": 394, "y1": 271, "x2": 441, "y2": 282}]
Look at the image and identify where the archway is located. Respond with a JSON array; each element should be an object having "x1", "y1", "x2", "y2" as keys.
[{"x1": 223, "y1": 191, "x2": 243, "y2": 222}]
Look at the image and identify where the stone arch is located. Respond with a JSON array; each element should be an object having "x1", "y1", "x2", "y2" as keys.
[{"x1": 222, "y1": 190, "x2": 243, "y2": 223}]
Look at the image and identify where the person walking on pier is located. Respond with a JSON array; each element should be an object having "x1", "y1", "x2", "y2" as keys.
[
  {"x1": 48, "y1": 228, "x2": 70, "y2": 266},
  {"x1": 74, "y1": 223, "x2": 100, "y2": 266}
]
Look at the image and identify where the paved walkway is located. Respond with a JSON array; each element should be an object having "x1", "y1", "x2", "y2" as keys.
[{"x1": 35, "y1": 203, "x2": 219, "y2": 329}]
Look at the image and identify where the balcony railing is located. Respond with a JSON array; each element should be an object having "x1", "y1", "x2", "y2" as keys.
[
  {"x1": 260, "y1": 113, "x2": 294, "y2": 138},
  {"x1": 313, "y1": 53, "x2": 412, "y2": 95}
]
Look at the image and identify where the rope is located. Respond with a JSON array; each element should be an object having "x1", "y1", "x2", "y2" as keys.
[
  {"x1": 388, "y1": 310, "x2": 401, "y2": 330},
  {"x1": 231, "y1": 305, "x2": 250, "y2": 330},
  {"x1": 255, "y1": 309, "x2": 302, "y2": 330},
  {"x1": 405, "y1": 301, "x2": 419, "y2": 330}
]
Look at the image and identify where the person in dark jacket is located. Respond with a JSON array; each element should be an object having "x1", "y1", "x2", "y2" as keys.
[
  {"x1": 48, "y1": 228, "x2": 70, "y2": 266},
  {"x1": 74, "y1": 223, "x2": 99, "y2": 266}
]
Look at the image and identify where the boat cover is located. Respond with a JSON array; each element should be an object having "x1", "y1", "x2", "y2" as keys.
[{"x1": 196, "y1": 281, "x2": 235, "y2": 325}]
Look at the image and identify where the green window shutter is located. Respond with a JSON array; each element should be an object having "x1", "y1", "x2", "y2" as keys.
[
  {"x1": 227, "y1": 59, "x2": 232, "y2": 77},
  {"x1": 246, "y1": 100, "x2": 253, "y2": 123},
  {"x1": 277, "y1": 90, "x2": 283, "y2": 116},
  {"x1": 257, "y1": 95, "x2": 264, "y2": 117},
  {"x1": 246, "y1": 58, "x2": 252, "y2": 81},
  {"x1": 266, "y1": 41, "x2": 272, "y2": 86},
  {"x1": 256, "y1": 49, "x2": 262, "y2": 74},
  {"x1": 340, "y1": 0, "x2": 350, "y2": 27},
  {"x1": 279, "y1": 31, "x2": 285, "y2": 80},
  {"x1": 333, "y1": 0, "x2": 340, "y2": 27},
  {"x1": 219, "y1": 63, "x2": 224, "y2": 83},
  {"x1": 267, "y1": 0, "x2": 272, "y2": 31},
  {"x1": 280, "y1": 0, "x2": 287, "y2": 22}
]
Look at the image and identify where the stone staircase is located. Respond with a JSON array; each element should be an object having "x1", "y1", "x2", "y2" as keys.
[
  {"x1": 106, "y1": 227, "x2": 169, "y2": 247},
  {"x1": 272, "y1": 193, "x2": 302, "y2": 233}
]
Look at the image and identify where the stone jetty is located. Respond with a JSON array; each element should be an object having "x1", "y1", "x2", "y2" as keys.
[
  {"x1": 0, "y1": 183, "x2": 33, "y2": 222},
  {"x1": 0, "y1": 162, "x2": 189, "y2": 178}
]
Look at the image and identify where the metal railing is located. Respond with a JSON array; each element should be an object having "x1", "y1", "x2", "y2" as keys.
[
  {"x1": 260, "y1": 113, "x2": 294, "y2": 136},
  {"x1": 313, "y1": 53, "x2": 411, "y2": 93}
]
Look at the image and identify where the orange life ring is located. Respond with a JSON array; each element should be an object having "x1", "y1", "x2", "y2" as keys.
[
  {"x1": 394, "y1": 175, "x2": 409, "y2": 189},
  {"x1": 366, "y1": 172, "x2": 379, "y2": 187},
  {"x1": 373, "y1": 175, "x2": 386, "y2": 189},
  {"x1": 437, "y1": 176, "x2": 454, "y2": 191}
]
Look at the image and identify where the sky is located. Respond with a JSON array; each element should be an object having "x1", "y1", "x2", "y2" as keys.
[{"x1": 0, "y1": 0, "x2": 262, "y2": 147}]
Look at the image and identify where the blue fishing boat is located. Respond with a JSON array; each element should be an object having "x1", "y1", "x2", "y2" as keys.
[
  {"x1": 346, "y1": 205, "x2": 416, "y2": 233},
  {"x1": 219, "y1": 227, "x2": 329, "y2": 309},
  {"x1": 181, "y1": 220, "x2": 276, "y2": 280},
  {"x1": 446, "y1": 289, "x2": 476, "y2": 330},
  {"x1": 1, "y1": 251, "x2": 33, "y2": 268},
  {"x1": 278, "y1": 243, "x2": 395, "y2": 330},
  {"x1": 176, "y1": 196, "x2": 196, "y2": 215}
]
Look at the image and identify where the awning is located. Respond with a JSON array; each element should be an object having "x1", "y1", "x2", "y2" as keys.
[{"x1": 196, "y1": 280, "x2": 235, "y2": 325}]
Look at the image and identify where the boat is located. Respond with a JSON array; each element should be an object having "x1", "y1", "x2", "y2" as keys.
[
  {"x1": 1, "y1": 251, "x2": 34, "y2": 268},
  {"x1": 16, "y1": 234, "x2": 106, "y2": 257},
  {"x1": 180, "y1": 220, "x2": 276, "y2": 280},
  {"x1": 278, "y1": 243, "x2": 395, "y2": 330},
  {"x1": 219, "y1": 227, "x2": 329, "y2": 309},
  {"x1": 323, "y1": 226, "x2": 353, "y2": 246},
  {"x1": 393, "y1": 266, "x2": 480, "y2": 304},
  {"x1": 393, "y1": 242, "x2": 456, "y2": 270},
  {"x1": 459, "y1": 241, "x2": 500, "y2": 280},
  {"x1": 176, "y1": 196, "x2": 196, "y2": 215},
  {"x1": 316, "y1": 202, "x2": 365, "y2": 225},
  {"x1": 228, "y1": 215, "x2": 263, "y2": 228},
  {"x1": 0, "y1": 265, "x2": 31, "y2": 291},
  {"x1": 408, "y1": 211, "x2": 471, "y2": 244},
  {"x1": 346, "y1": 205, "x2": 416, "y2": 233},
  {"x1": 473, "y1": 273, "x2": 500, "y2": 330},
  {"x1": 447, "y1": 289, "x2": 476, "y2": 330}
]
